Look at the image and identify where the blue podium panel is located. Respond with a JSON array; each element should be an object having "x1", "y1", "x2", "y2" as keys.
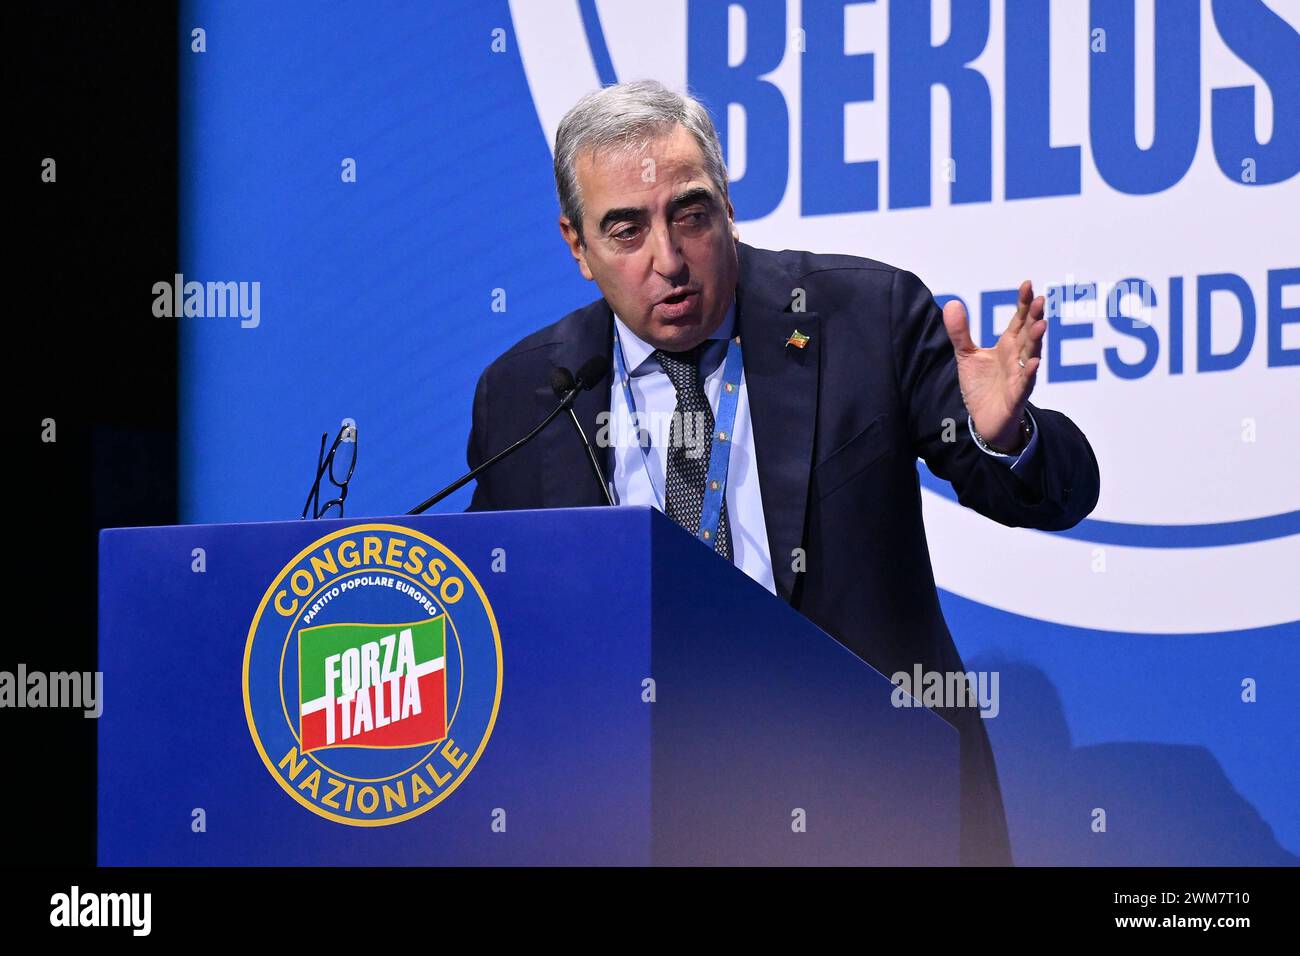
[
  {"x1": 647, "y1": 515, "x2": 959, "y2": 865},
  {"x1": 98, "y1": 507, "x2": 958, "y2": 865}
]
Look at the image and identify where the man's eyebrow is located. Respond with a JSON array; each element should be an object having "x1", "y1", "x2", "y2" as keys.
[
  {"x1": 597, "y1": 206, "x2": 647, "y2": 234},
  {"x1": 670, "y1": 186, "x2": 717, "y2": 208}
]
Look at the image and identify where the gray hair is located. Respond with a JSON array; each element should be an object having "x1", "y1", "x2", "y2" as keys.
[{"x1": 554, "y1": 79, "x2": 729, "y2": 244}]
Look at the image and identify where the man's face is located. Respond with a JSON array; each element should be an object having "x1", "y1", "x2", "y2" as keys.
[{"x1": 559, "y1": 123, "x2": 739, "y2": 353}]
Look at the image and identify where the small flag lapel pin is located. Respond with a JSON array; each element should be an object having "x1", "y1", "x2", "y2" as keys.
[{"x1": 786, "y1": 329, "x2": 811, "y2": 349}]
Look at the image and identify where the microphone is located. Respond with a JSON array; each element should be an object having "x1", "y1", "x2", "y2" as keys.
[
  {"x1": 407, "y1": 355, "x2": 612, "y2": 515},
  {"x1": 554, "y1": 357, "x2": 615, "y2": 506},
  {"x1": 550, "y1": 365, "x2": 576, "y2": 397}
]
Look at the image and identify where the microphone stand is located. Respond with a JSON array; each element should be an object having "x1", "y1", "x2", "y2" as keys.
[
  {"x1": 566, "y1": 405, "x2": 615, "y2": 506},
  {"x1": 407, "y1": 388, "x2": 577, "y2": 515}
]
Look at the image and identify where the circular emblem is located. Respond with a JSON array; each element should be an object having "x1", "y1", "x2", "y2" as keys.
[{"x1": 243, "y1": 523, "x2": 502, "y2": 825}]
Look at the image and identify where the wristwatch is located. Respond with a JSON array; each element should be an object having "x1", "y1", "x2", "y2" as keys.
[{"x1": 971, "y1": 415, "x2": 1033, "y2": 456}]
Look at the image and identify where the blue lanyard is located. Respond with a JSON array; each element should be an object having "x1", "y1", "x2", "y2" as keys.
[{"x1": 612, "y1": 328, "x2": 744, "y2": 553}]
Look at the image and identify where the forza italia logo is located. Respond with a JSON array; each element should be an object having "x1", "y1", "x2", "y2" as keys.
[
  {"x1": 243, "y1": 524, "x2": 502, "y2": 825},
  {"x1": 297, "y1": 619, "x2": 448, "y2": 753}
]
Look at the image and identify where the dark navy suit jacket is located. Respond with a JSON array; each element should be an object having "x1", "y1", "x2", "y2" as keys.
[{"x1": 466, "y1": 242, "x2": 1101, "y2": 866}]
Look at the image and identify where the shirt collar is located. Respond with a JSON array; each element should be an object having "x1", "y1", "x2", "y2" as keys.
[{"x1": 613, "y1": 299, "x2": 736, "y2": 378}]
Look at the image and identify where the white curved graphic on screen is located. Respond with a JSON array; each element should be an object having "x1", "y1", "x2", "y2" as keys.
[
  {"x1": 509, "y1": 1, "x2": 603, "y2": 152},
  {"x1": 921, "y1": 492, "x2": 1299, "y2": 634}
]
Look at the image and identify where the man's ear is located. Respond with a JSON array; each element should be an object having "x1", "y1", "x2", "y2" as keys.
[
  {"x1": 726, "y1": 198, "x2": 739, "y2": 241},
  {"x1": 559, "y1": 216, "x2": 595, "y2": 281}
]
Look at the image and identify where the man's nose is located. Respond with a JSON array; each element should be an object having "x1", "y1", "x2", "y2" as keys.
[{"x1": 648, "y1": 222, "x2": 686, "y2": 282}]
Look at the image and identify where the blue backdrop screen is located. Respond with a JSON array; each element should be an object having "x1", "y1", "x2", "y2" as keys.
[{"x1": 180, "y1": 0, "x2": 1300, "y2": 864}]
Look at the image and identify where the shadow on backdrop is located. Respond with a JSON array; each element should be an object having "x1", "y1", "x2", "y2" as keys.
[{"x1": 973, "y1": 658, "x2": 1298, "y2": 866}]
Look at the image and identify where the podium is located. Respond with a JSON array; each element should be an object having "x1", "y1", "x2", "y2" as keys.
[{"x1": 98, "y1": 506, "x2": 959, "y2": 865}]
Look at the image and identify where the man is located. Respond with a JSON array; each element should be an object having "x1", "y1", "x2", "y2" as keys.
[{"x1": 466, "y1": 80, "x2": 1100, "y2": 866}]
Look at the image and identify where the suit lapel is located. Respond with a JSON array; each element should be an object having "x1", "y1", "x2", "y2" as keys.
[
  {"x1": 735, "y1": 244, "x2": 820, "y2": 601},
  {"x1": 536, "y1": 300, "x2": 614, "y2": 508}
]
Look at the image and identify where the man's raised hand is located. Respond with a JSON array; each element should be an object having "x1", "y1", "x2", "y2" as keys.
[{"x1": 941, "y1": 279, "x2": 1046, "y2": 452}]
